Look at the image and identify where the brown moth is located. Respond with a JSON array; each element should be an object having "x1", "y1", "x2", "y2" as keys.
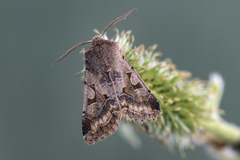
[{"x1": 52, "y1": 8, "x2": 162, "y2": 145}]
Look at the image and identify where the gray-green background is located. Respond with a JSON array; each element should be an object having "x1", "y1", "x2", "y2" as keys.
[{"x1": 1, "y1": 0, "x2": 240, "y2": 160}]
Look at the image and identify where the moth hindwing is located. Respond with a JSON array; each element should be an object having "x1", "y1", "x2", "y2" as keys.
[{"x1": 53, "y1": 9, "x2": 162, "y2": 145}]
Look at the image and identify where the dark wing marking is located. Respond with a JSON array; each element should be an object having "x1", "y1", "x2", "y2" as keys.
[
  {"x1": 82, "y1": 69, "x2": 121, "y2": 145},
  {"x1": 119, "y1": 57, "x2": 162, "y2": 122}
]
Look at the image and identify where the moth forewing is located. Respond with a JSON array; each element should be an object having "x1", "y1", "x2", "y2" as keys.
[{"x1": 53, "y1": 8, "x2": 161, "y2": 145}]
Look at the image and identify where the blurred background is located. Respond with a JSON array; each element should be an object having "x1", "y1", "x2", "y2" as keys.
[{"x1": 1, "y1": 0, "x2": 240, "y2": 160}]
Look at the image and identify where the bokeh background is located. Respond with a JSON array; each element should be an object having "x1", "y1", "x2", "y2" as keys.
[{"x1": 1, "y1": 0, "x2": 240, "y2": 160}]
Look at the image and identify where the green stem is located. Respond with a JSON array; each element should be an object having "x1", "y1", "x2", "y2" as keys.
[{"x1": 200, "y1": 119, "x2": 240, "y2": 144}]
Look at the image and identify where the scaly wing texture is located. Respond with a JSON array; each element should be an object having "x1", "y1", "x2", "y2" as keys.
[
  {"x1": 82, "y1": 57, "x2": 162, "y2": 145},
  {"x1": 82, "y1": 68, "x2": 121, "y2": 145},
  {"x1": 119, "y1": 57, "x2": 162, "y2": 122}
]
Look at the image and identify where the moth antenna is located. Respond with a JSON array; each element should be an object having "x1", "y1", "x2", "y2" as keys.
[
  {"x1": 52, "y1": 40, "x2": 91, "y2": 65},
  {"x1": 100, "y1": 8, "x2": 136, "y2": 37},
  {"x1": 52, "y1": 8, "x2": 136, "y2": 65}
]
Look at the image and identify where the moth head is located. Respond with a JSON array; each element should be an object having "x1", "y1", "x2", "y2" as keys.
[
  {"x1": 91, "y1": 36, "x2": 105, "y2": 46},
  {"x1": 51, "y1": 8, "x2": 136, "y2": 65}
]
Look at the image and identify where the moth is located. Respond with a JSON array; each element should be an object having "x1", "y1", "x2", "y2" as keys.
[{"x1": 52, "y1": 9, "x2": 162, "y2": 145}]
